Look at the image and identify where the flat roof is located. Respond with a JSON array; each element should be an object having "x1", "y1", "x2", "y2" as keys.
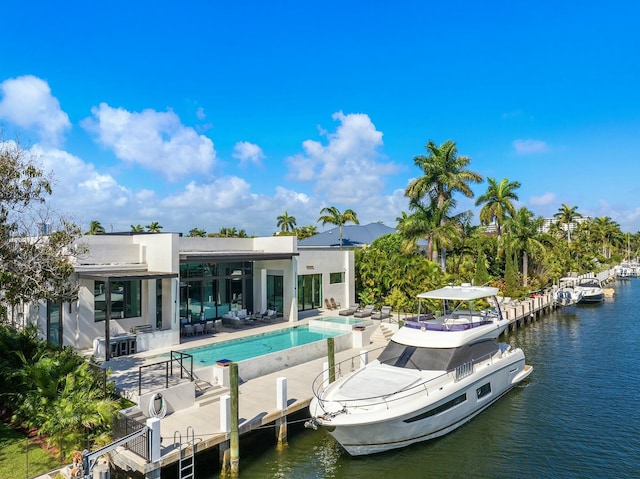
[
  {"x1": 179, "y1": 251, "x2": 298, "y2": 262},
  {"x1": 77, "y1": 270, "x2": 178, "y2": 281}
]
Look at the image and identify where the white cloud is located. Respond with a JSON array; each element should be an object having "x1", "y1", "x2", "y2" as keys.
[
  {"x1": 286, "y1": 111, "x2": 396, "y2": 204},
  {"x1": 82, "y1": 103, "x2": 216, "y2": 182},
  {"x1": 530, "y1": 192, "x2": 557, "y2": 206},
  {"x1": 233, "y1": 141, "x2": 265, "y2": 167},
  {"x1": 513, "y1": 139, "x2": 549, "y2": 155},
  {"x1": 0, "y1": 75, "x2": 70, "y2": 147}
]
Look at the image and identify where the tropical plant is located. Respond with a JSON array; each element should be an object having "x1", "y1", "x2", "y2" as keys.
[
  {"x1": 188, "y1": 227, "x2": 207, "y2": 237},
  {"x1": 85, "y1": 220, "x2": 105, "y2": 235},
  {"x1": 404, "y1": 139, "x2": 482, "y2": 269},
  {"x1": 296, "y1": 225, "x2": 318, "y2": 240},
  {"x1": 317, "y1": 206, "x2": 359, "y2": 249},
  {"x1": 276, "y1": 211, "x2": 297, "y2": 233},
  {"x1": 553, "y1": 204, "x2": 582, "y2": 243},
  {"x1": 503, "y1": 207, "x2": 545, "y2": 286},
  {"x1": 474, "y1": 177, "x2": 521, "y2": 238},
  {"x1": 145, "y1": 221, "x2": 163, "y2": 233},
  {"x1": 130, "y1": 224, "x2": 144, "y2": 232}
]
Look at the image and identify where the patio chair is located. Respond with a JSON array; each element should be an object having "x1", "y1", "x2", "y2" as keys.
[
  {"x1": 262, "y1": 309, "x2": 278, "y2": 321},
  {"x1": 354, "y1": 304, "x2": 375, "y2": 318},
  {"x1": 339, "y1": 303, "x2": 359, "y2": 316},
  {"x1": 330, "y1": 298, "x2": 341, "y2": 309},
  {"x1": 371, "y1": 306, "x2": 392, "y2": 320},
  {"x1": 194, "y1": 323, "x2": 204, "y2": 335},
  {"x1": 204, "y1": 321, "x2": 215, "y2": 334},
  {"x1": 324, "y1": 298, "x2": 334, "y2": 310}
]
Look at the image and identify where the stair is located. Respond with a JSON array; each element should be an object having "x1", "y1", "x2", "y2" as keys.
[
  {"x1": 370, "y1": 323, "x2": 396, "y2": 343},
  {"x1": 195, "y1": 385, "x2": 230, "y2": 408}
]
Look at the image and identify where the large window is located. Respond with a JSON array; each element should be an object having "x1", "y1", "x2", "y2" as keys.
[
  {"x1": 298, "y1": 274, "x2": 322, "y2": 311},
  {"x1": 179, "y1": 261, "x2": 253, "y2": 320},
  {"x1": 267, "y1": 275, "x2": 283, "y2": 313},
  {"x1": 94, "y1": 280, "x2": 142, "y2": 321}
]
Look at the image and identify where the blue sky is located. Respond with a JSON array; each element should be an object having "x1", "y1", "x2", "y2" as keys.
[{"x1": 2, "y1": 1, "x2": 640, "y2": 236}]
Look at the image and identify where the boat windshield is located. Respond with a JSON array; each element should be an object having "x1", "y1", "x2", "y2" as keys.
[{"x1": 377, "y1": 340, "x2": 499, "y2": 371}]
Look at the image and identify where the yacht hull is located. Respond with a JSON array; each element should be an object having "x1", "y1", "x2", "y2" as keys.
[{"x1": 313, "y1": 353, "x2": 530, "y2": 456}]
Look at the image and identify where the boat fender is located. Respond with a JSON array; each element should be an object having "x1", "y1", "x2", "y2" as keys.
[{"x1": 149, "y1": 392, "x2": 167, "y2": 419}]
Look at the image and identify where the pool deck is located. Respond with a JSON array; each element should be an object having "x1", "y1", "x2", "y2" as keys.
[{"x1": 106, "y1": 310, "x2": 390, "y2": 477}]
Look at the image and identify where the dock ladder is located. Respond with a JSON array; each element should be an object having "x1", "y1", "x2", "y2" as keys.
[{"x1": 174, "y1": 426, "x2": 196, "y2": 479}]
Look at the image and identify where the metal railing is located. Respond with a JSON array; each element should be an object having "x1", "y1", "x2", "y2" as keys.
[
  {"x1": 137, "y1": 351, "x2": 194, "y2": 396},
  {"x1": 113, "y1": 412, "x2": 150, "y2": 462}
]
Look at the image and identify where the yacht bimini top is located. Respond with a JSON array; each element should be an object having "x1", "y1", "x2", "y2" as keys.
[{"x1": 417, "y1": 285, "x2": 499, "y2": 301}]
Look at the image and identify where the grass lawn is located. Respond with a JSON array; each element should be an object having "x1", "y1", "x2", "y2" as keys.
[{"x1": 0, "y1": 421, "x2": 64, "y2": 479}]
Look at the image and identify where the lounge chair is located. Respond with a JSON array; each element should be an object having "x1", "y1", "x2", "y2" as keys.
[
  {"x1": 324, "y1": 298, "x2": 335, "y2": 310},
  {"x1": 339, "y1": 303, "x2": 359, "y2": 316},
  {"x1": 262, "y1": 309, "x2": 278, "y2": 321},
  {"x1": 371, "y1": 306, "x2": 392, "y2": 320},
  {"x1": 354, "y1": 305, "x2": 375, "y2": 318},
  {"x1": 330, "y1": 298, "x2": 341, "y2": 309}
]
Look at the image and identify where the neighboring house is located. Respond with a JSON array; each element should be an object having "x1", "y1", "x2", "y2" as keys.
[
  {"x1": 9, "y1": 232, "x2": 354, "y2": 360},
  {"x1": 298, "y1": 223, "x2": 396, "y2": 248}
]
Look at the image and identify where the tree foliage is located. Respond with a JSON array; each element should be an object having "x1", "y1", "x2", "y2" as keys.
[{"x1": 0, "y1": 139, "x2": 82, "y2": 320}]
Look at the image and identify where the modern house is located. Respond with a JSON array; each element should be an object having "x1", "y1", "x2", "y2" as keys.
[{"x1": 14, "y1": 232, "x2": 354, "y2": 360}]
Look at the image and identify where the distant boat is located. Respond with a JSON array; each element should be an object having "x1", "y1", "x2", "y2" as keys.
[{"x1": 307, "y1": 284, "x2": 533, "y2": 455}]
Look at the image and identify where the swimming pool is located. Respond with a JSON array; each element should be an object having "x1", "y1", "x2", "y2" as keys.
[
  {"x1": 308, "y1": 316, "x2": 373, "y2": 332},
  {"x1": 176, "y1": 325, "x2": 343, "y2": 366}
]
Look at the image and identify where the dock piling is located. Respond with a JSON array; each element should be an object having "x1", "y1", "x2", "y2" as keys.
[
  {"x1": 276, "y1": 377, "x2": 288, "y2": 449},
  {"x1": 327, "y1": 338, "x2": 335, "y2": 383}
]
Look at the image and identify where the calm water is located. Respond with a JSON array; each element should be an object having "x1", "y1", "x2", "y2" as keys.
[{"x1": 169, "y1": 280, "x2": 640, "y2": 478}]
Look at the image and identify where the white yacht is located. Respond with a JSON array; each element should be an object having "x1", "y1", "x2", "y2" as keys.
[
  {"x1": 307, "y1": 284, "x2": 533, "y2": 456},
  {"x1": 576, "y1": 277, "x2": 605, "y2": 303}
]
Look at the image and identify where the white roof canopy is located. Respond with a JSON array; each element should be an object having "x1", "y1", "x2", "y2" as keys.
[{"x1": 417, "y1": 285, "x2": 499, "y2": 301}]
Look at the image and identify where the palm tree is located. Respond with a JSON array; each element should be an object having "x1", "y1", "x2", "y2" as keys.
[
  {"x1": 188, "y1": 227, "x2": 207, "y2": 237},
  {"x1": 85, "y1": 220, "x2": 105, "y2": 235},
  {"x1": 475, "y1": 177, "x2": 521, "y2": 239},
  {"x1": 503, "y1": 207, "x2": 545, "y2": 286},
  {"x1": 404, "y1": 139, "x2": 482, "y2": 269},
  {"x1": 130, "y1": 224, "x2": 144, "y2": 232},
  {"x1": 590, "y1": 216, "x2": 621, "y2": 259},
  {"x1": 277, "y1": 211, "x2": 297, "y2": 233},
  {"x1": 296, "y1": 225, "x2": 318, "y2": 240},
  {"x1": 317, "y1": 206, "x2": 359, "y2": 249},
  {"x1": 145, "y1": 221, "x2": 163, "y2": 233},
  {"x1": 553, "y1": 204, "x2": 582, "y2": 243},
  {"x1": 406, "y1": 140, "x2": 482, "y2": 211}
]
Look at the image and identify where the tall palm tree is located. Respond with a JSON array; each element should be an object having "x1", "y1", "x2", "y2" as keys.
[
  {"x1": 590, "y1": 216, "x2": 621, "y2": 259},
  {"x1": 475, "y1": 177, "x2": 521, "y2": 239},
  {"x1": 85, "y1": 220, "x2": 105, "y2": 235},
  {"x1": 503, "y1": 207, "x2": 545, "y2": 286},
  {"x1": 406, "y1": 140, "x2": 482, "y2": 211},
  {"x1": 277, "y1": 211, "x2": 297, "y2": 233},
  {"x1": 145, "y1": 221, "x2": 163, "y2": 233},
  {"x1": 188, "y1": 227, "x2": 207, "y2": 237},
  {"x1": 553, "y1": 204, "x2": 582, "y2": 243},
  {"x1": 404, "y1": 139, "x2": 482, "y2": 269},
  {"x1": 130, "y1": 224, "x2": 144, "y2": 232},
  {"x1": 317, "y1": 206, "x2": 359, "y2": 249}
]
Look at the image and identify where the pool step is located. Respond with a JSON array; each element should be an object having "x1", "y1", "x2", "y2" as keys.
[
  {"x1": 196, "y1": 385, "x2": 230, "y2": 408},
  {"x1": 370, "y1": 323, "x2": 395, "y2": 343}
]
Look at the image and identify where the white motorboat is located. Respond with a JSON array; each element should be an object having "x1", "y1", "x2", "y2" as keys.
[
  {"x1": 576, "y1": 277, "x2": 605, "y2": 303},
  {"x1": 307, "y1": 284, "x2": 533, "y2": 456}
]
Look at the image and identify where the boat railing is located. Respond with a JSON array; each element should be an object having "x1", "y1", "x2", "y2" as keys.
[{"x1": 311, "y1": 349, "x2": 498, "y2": 413}]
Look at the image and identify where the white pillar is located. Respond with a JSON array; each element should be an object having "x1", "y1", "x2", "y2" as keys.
[
  {"x1": 220, "y1": 395, "x2": 231, "y2": 433},
  {"x1": 276, "y1": 377, "x2": 287, "y2": 410},
  {"x1": 147, "y1": 417, "x2": 161, "y2": 462}
]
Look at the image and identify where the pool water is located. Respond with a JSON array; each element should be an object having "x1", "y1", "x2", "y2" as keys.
[
  {"x1": 175, "y1": 325, "x2": 342, "y2": 366},
  {"x1": 317, "y1": 316, "x2": 369, "y2": 325}
]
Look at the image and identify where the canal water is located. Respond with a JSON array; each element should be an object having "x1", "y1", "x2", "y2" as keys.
[{"x1": 167, "y1": 279, "x2": 640, "y2": 479}]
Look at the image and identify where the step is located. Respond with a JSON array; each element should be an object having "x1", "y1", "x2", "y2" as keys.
[{"x1": 196, "y1": 385, "x2": 230, "y2": 408}]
